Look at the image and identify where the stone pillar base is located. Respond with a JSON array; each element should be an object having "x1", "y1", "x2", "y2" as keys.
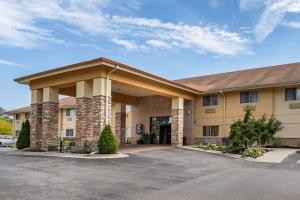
[
  {"x1": 171, "y1": 109, "x2": 184, "y2": 147},
  {"x1": 115, "y1": 112, "x2": 126, "y2": 145},
  {"x1": 30, "y1": 103, "x2": 42, "y2": 149},
  {"x1": 42, "y1": 102, "x2": 59, "y2": 151},
  {"x1": 76, "y1": 97, "x2": 92, "y2": 149},
  {"x1": 91, "y1": 95, "x2": 112, "y2": 151}
]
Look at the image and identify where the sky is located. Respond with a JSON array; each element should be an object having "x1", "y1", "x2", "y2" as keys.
[{"x1": 1, "y1": 0, "x2": 300, "y2": 110}]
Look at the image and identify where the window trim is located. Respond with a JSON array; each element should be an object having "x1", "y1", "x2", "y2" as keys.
[
  {"x1": 15, "y1": 114, "x2": 20, "y2": 120},
  {"x1": 203, "y1": 125, "x2": 219, "y2": 137},
  {"x1": 203, "y1": 95, "x2": 218, "y2": 107},
  {"x1": 66, "y1": 129, "x2": 74, "y2": 137},
  {"x1": 285, "y1": 88, "x2": 300, "y2": 101},
  {"x1": 240, "y1": 91, "x2": 259, "y2": 104},
  {"x1": 66, "y1": 109, "x2": 75, "y2": 117},
  {"x1": 25, "y1": 112, "x2": 31, "y2": 120}
]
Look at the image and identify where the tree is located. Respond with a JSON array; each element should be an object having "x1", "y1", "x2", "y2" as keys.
[
  {"x1": 97, "y1": 125, "x2": 118, "y2": 154},
  {"x1": 16, "y1": 120, "x2": 30, "y2": 149},
  {"x1": 229, "y1": 107, "x2": 283, "y2": 148},
  {"x1": 229, "y1": 107, "x2": 260, "y2": 148}
]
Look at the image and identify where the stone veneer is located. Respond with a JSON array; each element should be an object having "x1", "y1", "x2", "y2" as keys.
[
  {"x1": 76, "y1": 97, "x2": 92, "y2": 149},
  {"x1": 115, "y1": 112, "x2": 126, "y2": 145},
  {"x1": 42, "y1": 102, "x2": 59, "y2": 151},
  {"x1": 91, "y1": 95, "x2": 111, "y2": 150},
  {"x1": 30, "y1": 103, "x2": 42, "y2": 149},
  {"x1": 171, "y1": 109, "x2": 184, "y2": 146},
  {"x1": 184, "y1": 100, "x2": 194, "y2": 145}
]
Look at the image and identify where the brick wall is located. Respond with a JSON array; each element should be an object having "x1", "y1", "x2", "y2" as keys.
[{"x1": 131, "y1": 95, "x2": 172, "y2": 144}]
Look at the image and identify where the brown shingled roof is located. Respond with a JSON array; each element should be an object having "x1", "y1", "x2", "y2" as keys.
[
  {"x1": 6, "y1": 97, "x2": 76, "y2": 115},
  {"x1": 175, "y1": 62, "x2": 300, "y2": 93}
]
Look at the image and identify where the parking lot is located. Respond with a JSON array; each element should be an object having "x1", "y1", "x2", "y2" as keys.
[{"x1": 0, "y1": 148, "x2": 299, "y2": 200}]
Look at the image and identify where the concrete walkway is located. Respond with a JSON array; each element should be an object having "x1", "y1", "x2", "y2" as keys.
[
  {"x1": 119, "y1": 144, "x2": 171, "y2": 154},
  {"x1": 255, "y1": 148, "x2": 298, "y2": 163},
  {"x1": 7, "y1": 150, "x2": 129, "y2": 159},
  {"x1": 181, "y1": 146, "x2": 299, "y2": 163}
]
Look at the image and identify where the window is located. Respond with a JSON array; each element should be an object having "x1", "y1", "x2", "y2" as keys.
[
  {"x1": 15, "y1": 114, "x2": 20, "y2": 120},
  {"x1": 285, "y1": 88, "x2": 300, "y2": 101},
  {"x1": 203, "y1": 126, "x2": 219, "y2": 137},
  {"x1": 25, "y1": 112, "x2": 31, "y2": 120},
  {"x1": 203, "y1": 95, "x2": 218, "y2": 106},
  {"x1": 66, "y1": 109, "x2": 75, "y2": 117},
  {"x1": 15, "y1": 130, "x2": 21, "y2": 137},
  {"x1": 240, "y1": 91, "x2": 259, "y2": 103},
  {"x1": 66, "y1": 129, "x2": 74, "y2": 137}
]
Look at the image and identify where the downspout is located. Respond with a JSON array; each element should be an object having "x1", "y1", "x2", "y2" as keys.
[
  {"x1": 219, "y1": 90, "x2": 226, "y2": 138},
  {"x1": 105, "y1": 64, "x2": 119, "y2": 125}
]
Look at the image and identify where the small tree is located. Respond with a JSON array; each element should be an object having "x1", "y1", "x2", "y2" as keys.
[
  {"x1": 229, "y1": 108, "x2": 260, "y2": 148},
  {"x1": 98, "y1": 125, "x2": 118, "y2": 154},
  {"x1": 16, "y1": 120, "x2": 30, "y2": 149}
]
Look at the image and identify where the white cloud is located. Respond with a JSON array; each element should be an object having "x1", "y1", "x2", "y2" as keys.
[
  {"x1": 241, "y1": 0, "x2": 300, "y2": 42},
  {"x1": 112, "y1": 16, "x2": 248, "y2": 55},
  {"x1": 0, "y1": 59, "x2": 28, "y2": 69},
  {"x1": 111, "y1": 39, "x2": 138, "y2": 51},
  {"x1": 146, "y1": 40, "x2": 172, "y2": 49},
  {"x1": 282, "y1": 20, "x2": 300, "y2": 28},
  {"x1": 0, "y1": 0, "x2": 249, "y2": 55}
]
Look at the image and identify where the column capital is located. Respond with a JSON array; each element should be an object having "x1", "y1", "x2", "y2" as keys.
[
  {"x1": 43, "y1": 87, "x2": 59, "y2": 103},
  {"x1": 31, "y1": 89, "x2": 43, "y2": 104},
  {"x1": 76, "y1": 80, "x2": 92, "y2": 98},
  {"x1": 172, "y1": 97, "x2": 184, "y2": 110},
  {"x1": 93, "y1": 78, "x2": 111, "y2": 97}
]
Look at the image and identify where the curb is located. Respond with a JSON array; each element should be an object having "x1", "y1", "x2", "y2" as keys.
[{"x1": 7, "y1": 151, "x2": 129, "y2": 159}]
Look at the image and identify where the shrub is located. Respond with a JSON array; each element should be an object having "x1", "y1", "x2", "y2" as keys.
[
  {"x1": 98, "y1": 125, "x2": 118, "y2": 154},
  {"x1": 270, "y1": 137, "x2": 282, "y2": 148},
  {"x1": 205, "y1": 143, "x2": 218, "y2": 150},
  {"x1": 242, "y1": 147, "x2": 266, "y2": 158},
  {"x1": 63, "y1": 137, "x2": 76, "y2": 146},
  {"x1": 229, "y1": 107, "x2": 283, "y2": 148},
  {"x1": 141, "y1": 133, "x2": 150, "y2": 144},
  {"x1": 222, "y1": 145, "x2": 241, "y2": 154},
  {"x1": 16, "y1": 120, "x2": 30, "y2": 150},
  {"x1": 229, "y1": 108, "x2": 260, "y2": 148}
]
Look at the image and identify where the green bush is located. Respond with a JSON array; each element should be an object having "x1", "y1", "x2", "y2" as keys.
[
  {"x1": 229, "y1": 107, "x2": 283, "y2": 148},
  {"x1": 98, "y1": 125, "x2": 118, "y2": 154},
  {"x1": 63, "y1": 137, "x2": 76, "y2": 146},
  {"x1": 205, "y1": 143, "x2": 218, "y2": 150},
  {"x1": 270, "y1": 137, "x2": 282, "y2": 148},
  {"x1": 222, "y1": 145, "x2": 241, "y2": 154},
  {"x1": 141, "y1": 133, "x2": 150, "y2": 144},
  {"x1": 16, "y1": 120, "x2": 30, "y2": 150},
  {"x1": 242, "y1": 147, "x2": 266, "y2": 158}
]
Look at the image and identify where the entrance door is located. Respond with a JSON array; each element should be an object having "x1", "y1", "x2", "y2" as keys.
[
  {"x1": 159, "y1": 125, "x2": 171, "y2": 144},
  {"x1": 150, "y1": 116, "x2": 171, "y2": 144}
]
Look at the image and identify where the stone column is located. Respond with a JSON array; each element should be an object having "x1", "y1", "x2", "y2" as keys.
[
  {"x1": 30, "y1": 89, "x2": 43, "y2": 149},
  {"x1": 42, "y1": 87, "x2": 59, "y2": 151},
  {"x1": 91, "y1": 77, "x2": 112, "y2": 150},
  {"x1": 184, "y1": 100, "x2": 194, "y2": 145},
  {"x1": 76, "y1": 80, "x2": 93, "y2": 149},
  {"x1": 171, "y1": 97, "x2": 184, "y2": 147},
  {"x1": 115, "y1": 103, "x2": 126, "y2": 145}
]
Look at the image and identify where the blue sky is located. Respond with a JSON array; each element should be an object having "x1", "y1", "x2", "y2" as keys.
[{"x1": 1, "y1": 0, "x2": 300, "y2": 110}]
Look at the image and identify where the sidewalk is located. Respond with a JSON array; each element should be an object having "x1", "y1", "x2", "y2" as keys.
[
  {"x1": 180, "y1": 146, "x2": 299, "y2": 164},
  {"x1": 7, "y1": 150, "x2": 129, "y2": 159},
  {"x1": 255, "y1": 148, "x2": 298, "y2": 163}
]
